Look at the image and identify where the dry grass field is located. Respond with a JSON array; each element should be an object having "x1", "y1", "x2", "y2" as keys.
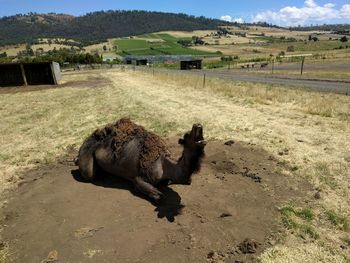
[{"x1": 0, "y1": 68, "x2": 349, "y2": 262}]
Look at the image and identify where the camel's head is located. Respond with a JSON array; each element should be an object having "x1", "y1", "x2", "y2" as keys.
[
  {"x1": 177, "y1": 124, "x2": 206, "y2": 185},
  {"x1": 178, "y1": 124, "x2": 206, "y2": 149}
]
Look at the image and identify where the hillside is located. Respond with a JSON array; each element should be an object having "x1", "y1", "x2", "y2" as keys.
[
  {"x1": 290, "y1": 24, "x2": 350, "y2": 32},
  {"x1": 0, "y1": 11, "x2": 230, "y2": 46}
]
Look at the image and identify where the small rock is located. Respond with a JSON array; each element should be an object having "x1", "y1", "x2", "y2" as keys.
[
  {"x1": 220, "y1": 213, "x2": 232, "y2": 218},
  {"x1": 238, "y1": 238, "x2": 259, "y2": 254},
  {"x1": 74, "y1": 226, "x2": 104, "y2": 239},
  {"x1": 41, "y1": 250, "x2": 58, "y2": 263},
  {"x1": 224, "y1": 140, "x2": 235, "y2": 146},
  {"x1": 0, "y1": 241, "x2": 6, "y2": 249},
  {"x1": 267, "y1": 240, "x2": 276, "y2": 246},
  {"x1": 207, "y1": 251, "x2": 216, "y2": 258},
  {"x1": 314, "y1": 191, "x2": 321, "y2": 199}
]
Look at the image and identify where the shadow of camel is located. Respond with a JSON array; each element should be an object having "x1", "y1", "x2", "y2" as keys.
[{"x1": 71, "y1": 169, "x2": 184, "y2": 222}]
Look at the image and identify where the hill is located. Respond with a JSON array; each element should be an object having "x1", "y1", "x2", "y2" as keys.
[
  {"x1": 290, "y1": 24, "x2": 350, "y2": 33},
  {"x1": 0, "y1": 11, "x2": 230, "y2": 46}
]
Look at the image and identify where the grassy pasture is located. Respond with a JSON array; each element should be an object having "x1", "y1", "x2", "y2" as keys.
[
  {"x1": 114, "y1": 33, "x2": 214, "y2": 56},
  {"x1": 0, "y1": 68, "x2": 349, "y2": 261}
]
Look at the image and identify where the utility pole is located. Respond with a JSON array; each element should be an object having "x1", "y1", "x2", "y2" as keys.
[{"x1": 203, "y1": 73, "x2": 206, "y2": 88}]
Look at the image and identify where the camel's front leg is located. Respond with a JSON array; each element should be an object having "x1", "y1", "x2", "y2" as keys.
[{"x1": 134, "y1": 177, "x2": 163, "y2": 202}]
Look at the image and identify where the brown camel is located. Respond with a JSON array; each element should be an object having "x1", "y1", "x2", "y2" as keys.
[{"x1": 75, "y1": 118, "x2": 206, "y2": 202}]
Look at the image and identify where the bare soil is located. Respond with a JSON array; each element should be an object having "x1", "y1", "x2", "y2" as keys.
[{"x1": 0, "y1": 138, "x2": 310, "y2": 263}]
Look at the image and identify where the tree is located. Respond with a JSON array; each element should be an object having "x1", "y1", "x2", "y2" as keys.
[
  {"x1": 287, "y1": 46, "x2": 295, "y2": 52},
  {"x1": 340, "y1": 36, "x2": 348, "y2": 42},
  {"x1": 25, "y1": 43, "x2": 34, "y2": 56},
  {"x1": 103, "y1": 45, "x2": 107, "y2": 51}
]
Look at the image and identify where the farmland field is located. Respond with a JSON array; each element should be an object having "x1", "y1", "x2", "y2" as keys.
[
  {"x1": 0, "y1": 68, "x2": 349, "y2": 262},
  {"x1": 114, "y1": 33, "x2": 215, "y2": 56}
]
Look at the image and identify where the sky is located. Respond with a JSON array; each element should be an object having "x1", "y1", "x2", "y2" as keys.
[{"x1": 0, "y1": 0, "x2": 350, "y2": 26}]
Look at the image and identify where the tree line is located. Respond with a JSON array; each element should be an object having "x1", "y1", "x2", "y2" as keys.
[
  {"x1": 0, "y1": 11, "x2": 230, "y2": 46},
  {"x1": 18, "y1": 48, "x2": 103, "y2": 64}
]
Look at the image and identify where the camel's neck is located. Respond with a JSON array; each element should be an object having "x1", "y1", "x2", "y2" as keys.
[{"x1": 162, "y1": 147, "x2": 204, "y2": 184}]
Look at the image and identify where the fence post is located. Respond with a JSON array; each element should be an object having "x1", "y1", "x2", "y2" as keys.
[
  {"x1": 20, "y1": 63, "x2": 28, "y2": 86},
  {"x1": 203, "y1": 73, "x2": 206, "y2": 88},
  {"x1": 300, "y1": 57, "x2": 305, "y2": 75}
]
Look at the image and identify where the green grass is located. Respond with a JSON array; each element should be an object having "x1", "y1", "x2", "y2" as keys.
[
  {"x1": 280, "y1": 206, "x2": 319, "y2": 239},
  {"x1": 114, "y1": 39, "x2": 154, "y2": 50},
  {"x1": 114, "y1": 33, "x2": 214, "y2": 56},
  {"x1": 326, "y1": 210, "x2": 350, "y2": 232}
]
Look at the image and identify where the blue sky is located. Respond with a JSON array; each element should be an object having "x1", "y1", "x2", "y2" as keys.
[{"x1": 0, "y1": 0, "x2": 349, "y2": 26}]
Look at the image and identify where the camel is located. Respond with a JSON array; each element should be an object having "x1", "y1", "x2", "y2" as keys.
[{"x1": 75, "y1": 118, "x2": 206, "y2": 202}]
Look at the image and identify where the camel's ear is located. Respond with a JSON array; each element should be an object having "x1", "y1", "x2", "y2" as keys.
[{"x1": 178, "y1": 138, "x2": 185, "y2": 145}]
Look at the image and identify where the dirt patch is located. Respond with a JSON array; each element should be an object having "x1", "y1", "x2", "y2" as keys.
[
  {"x1": 0, "y1": 76, "x2": 112, "y2": 94},
  {"x1": 0, "y1": 138, "x2": 310, "y2": 262},
  {"x1": 60, "y1": 76, "x2": 112, "y2": 89}
]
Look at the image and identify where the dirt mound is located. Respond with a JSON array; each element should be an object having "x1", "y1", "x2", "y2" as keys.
[{"x1": 0, "y1": 138, "x2": 310, "y2": 262}]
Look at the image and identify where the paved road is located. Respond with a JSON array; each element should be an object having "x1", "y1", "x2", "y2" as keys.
[
  {"x1": 187, "y1": 69, "x2": 350, "y2": 95},
  {"x1": 138, "y1": 67, "x2": 350, "y2": 95},
  {"x1": 203, "y1": 70, "x2": 350, "y2": 95}
]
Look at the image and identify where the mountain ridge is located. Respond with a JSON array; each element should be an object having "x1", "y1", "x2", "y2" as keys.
[{"x1": 0, "y1": 11, "x2": 231, "y2": 46}]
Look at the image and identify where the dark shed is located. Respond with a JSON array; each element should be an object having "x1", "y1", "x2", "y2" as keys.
[
  {"x1": 0, "y1": 62, "x2": 61, "y2": 87},
  {"x1": 134, "y1": 59, "x2": 148, "y2": 66},
  {"x1": 180, "y1": 59, "x2": 202, "y2": 70}
]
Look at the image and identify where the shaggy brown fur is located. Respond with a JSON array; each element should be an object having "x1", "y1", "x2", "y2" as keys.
[
  {"x1": 111, "y1": 118, "x2": 170, "y2": 182},
  {"x1": 84, "y1": 118, "x2": 171, "y2": 182}
]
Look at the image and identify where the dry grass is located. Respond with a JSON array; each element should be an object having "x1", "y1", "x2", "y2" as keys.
[
  {"x1": 0, "y1": 68, "x2": 349, "y2": 261},
  {"x1": 84, "y1": 40, "x2": 114, "y2": 53},
  {"x1": 0, "y1": 244, "x2": 9, "y2": 263},
  {"x1": 160, "y1": 30, "x2": 216, "y2": 38},
  {"x1": 0, "y1": 45, "x2": 26, "y2": 56}
]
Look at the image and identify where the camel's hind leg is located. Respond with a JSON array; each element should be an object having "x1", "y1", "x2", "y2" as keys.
[
  {"x1": 134, "y1": 177, "x2": 163, "y2": 202},
  {"x1": 78, "y1": 153, "x2": 97, "y2": 181}
]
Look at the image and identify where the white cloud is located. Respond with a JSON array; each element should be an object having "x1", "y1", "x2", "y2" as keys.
[
  {"x1": 234, "y1": 17, "x2": 244, "y2": 23},
  {"x1": 220, "y1": 15, "x2": 243, "y2": 23},
  {"x1": 252, "y1": 0, "x2": 350, "y2": 26},
  {"x1": 340, "y1": 4, "x2": 350, "y2": 18},
  {"x1": 220, "y1": 15, "x2": 232, "y2": 22}
]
